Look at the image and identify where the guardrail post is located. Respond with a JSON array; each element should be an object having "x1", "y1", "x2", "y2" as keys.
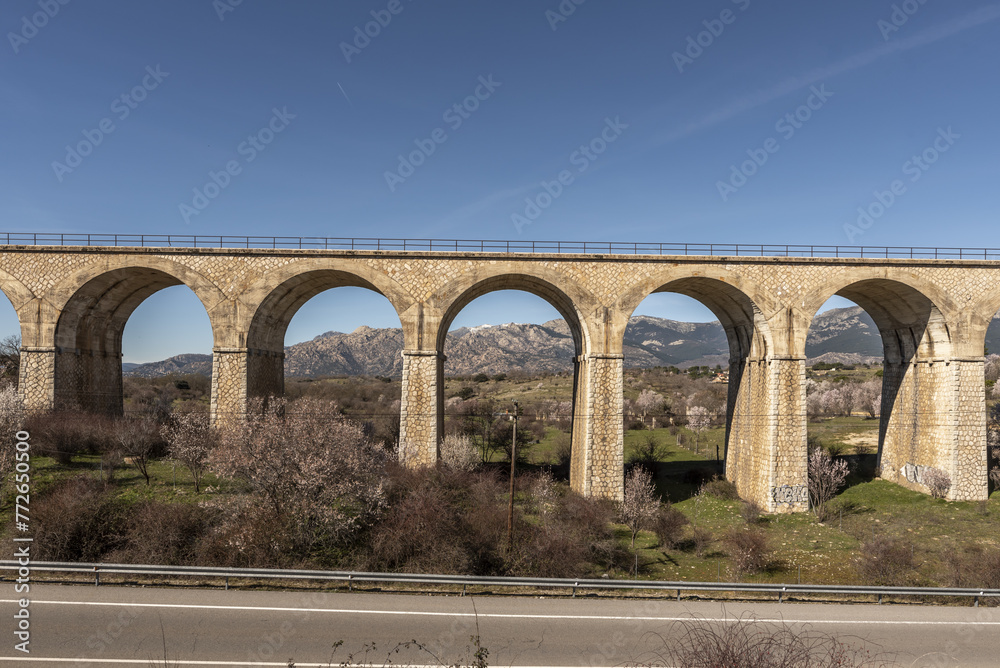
[
  {"x1": 95, "y1": 567, "x2": 99, "y2": 587},
  {"x1": 676, "y1": 589, "x2": 680, "y2": 602},
  {"x1": 225, "y1": 577, "x2": 229, "y2": 591},
  {"x1": 877, "y1": 594, "x2": 882, "y2": 604},
  {"x1": 778, "y1": 588, "x2": 783, "y2": 604},
  {"x1": 348, "y1": 574, "x2": 353, "y2": 591},
  {"x1": 573, "y1": 581, "x2": 578, "y2": 598}
]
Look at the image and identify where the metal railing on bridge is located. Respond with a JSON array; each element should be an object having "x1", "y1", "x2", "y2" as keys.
[
  {"x1": 3, "y1": 233, "x2": 1000, "y2": 260},
  {"x1": 3, "y1": 561, "x2": 998, "y2": 606}
]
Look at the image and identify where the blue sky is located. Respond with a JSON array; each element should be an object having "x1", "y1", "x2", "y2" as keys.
[{"x1": 2, "y1": 1, "x2": 997, "y2": 361}]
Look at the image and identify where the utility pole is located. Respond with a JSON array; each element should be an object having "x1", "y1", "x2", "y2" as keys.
[{"x1": 507, "y1": 399, "x2": 519, "y2": 553}]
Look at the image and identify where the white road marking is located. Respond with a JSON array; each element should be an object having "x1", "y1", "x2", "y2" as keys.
[{"x1": 2, "y1": 599, "x2": 997, "y2": 626}]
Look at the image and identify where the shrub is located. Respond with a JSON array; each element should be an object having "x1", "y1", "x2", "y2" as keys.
[
  {"x1": 32, "y1": 475, "x2": 129, "y2": 561},
  {"x1": 740, "y1": 500, "x2": 762, "y2": 525},
  {"x1": 649, "y1": 614, "x2": 894, "y2": 667},
  {"x1": 808, "y1": 447, "x2": 849, "y2": 521},
  {"x1": 552, "y1": 431, "x2": 572, "y2": 469},
  {"x1": 856, "y1": 536, "x2": 914, "y2": 586},
  {"x1": 725, "y1": 528, "x2": 772, "y2": 579},
  {"x1": 922, "y1": 467, "x2": 951, "y2": 499},
  {"x1": 689, "y1": 526, "x2": 714, "y2": 558},
  {"x1": 628, "y1": 433, "x2": 665, "y2": 473},
  {"x1": 702, "y1": 476, "x2": 739, "y2": 500},
  {"x1": 653, "y1": 503, "x2": 689, "y2": 550},
  {"x1": 110, "y1": 502, "x2": 212, "y2": 565}
]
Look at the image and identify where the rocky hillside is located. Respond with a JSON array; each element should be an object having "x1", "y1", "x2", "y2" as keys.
[{"x1": 124, "y1": 307, "x2": 1000, "y2": 378}]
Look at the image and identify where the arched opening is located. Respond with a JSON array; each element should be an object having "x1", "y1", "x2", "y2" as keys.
[
  {"x1": 53, "y1": 267, "x2": 216, "y2": 415},
  {"x1": 247, "y1": 272, "x2": 404, "y2": 449},
  {"x1": 437, "y1": 276, "x2": 587, "y2": 480},
  {"x1": 0, "y1": 289, "x2": 21, "y2": 388},
  {"x1": 121, "y1": 285, "x2": 213, "y2": 414},
  {"x1": 624, "y1": 278, "x2": 773, "y2": 503},
  {"x1": 803, "y1": 295, "x2": 883, "y2": 481},
  {"x1": 805, "y1": 279, "x2": 954, "y2": 495}
]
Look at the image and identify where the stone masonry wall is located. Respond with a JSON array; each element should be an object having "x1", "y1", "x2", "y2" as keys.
[
  {"x1": 398, "y1": 350, "x2": 441, "y2": 466},
  {"x1": 580, "y1": 354, "x2": 624, "y2": 501},
  {"x1": 18, "y1": 348, "x2": 55, "y2": 412}
]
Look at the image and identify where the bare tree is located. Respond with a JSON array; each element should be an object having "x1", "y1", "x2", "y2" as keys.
[
  {"x1": 114, "y1": 416, "x2": 161, "y2": 486},
  {"x1": 807, "y1": 446, "x2": 849, "y2": 521},
  {"x1": 161, "y1": 412, "x2": 216, "y2": 493},
  {"x1": 687, "y1": 405, "x2": 711, "y2": 455},
  {"x1": 619, "y1": 467, "x2": 660, "y2": 548},
  {"x1": 0, "y1": 335, "x2": 20, "y2": 387}
]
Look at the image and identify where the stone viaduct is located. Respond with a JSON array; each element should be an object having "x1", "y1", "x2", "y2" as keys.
[{"x1": 2, "y1": 242, "x2": 997, "y2": 512}]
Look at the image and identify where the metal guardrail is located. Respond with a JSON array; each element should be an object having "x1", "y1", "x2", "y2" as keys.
[
  {"x1": 2, "y1": 233, "x2": 1000, "y2": 260},
  {"x1": 3, "y1": 561, "x2": 998, "y2": 606}
]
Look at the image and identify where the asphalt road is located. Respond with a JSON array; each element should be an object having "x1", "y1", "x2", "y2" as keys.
[{"x1": 2, "y1": 584, "x2": 999, "y2": 666}]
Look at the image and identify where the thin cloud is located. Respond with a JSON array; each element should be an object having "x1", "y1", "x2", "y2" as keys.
[{"x1": 654, "y1": 4, "x2": 1000, "y2": 144}]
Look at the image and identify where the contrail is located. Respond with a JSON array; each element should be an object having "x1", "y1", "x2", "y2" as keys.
[
  {"x1": 337, "y1": 81, "x2": 353, "y2": 107},
  {"x1": 654, "y1": 4, "x2": 1000, "y2": 145}
]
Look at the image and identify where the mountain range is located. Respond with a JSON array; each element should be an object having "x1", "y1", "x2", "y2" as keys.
[{"x1": 123, "y1": 307, "x2": 1000, "y2": 378}]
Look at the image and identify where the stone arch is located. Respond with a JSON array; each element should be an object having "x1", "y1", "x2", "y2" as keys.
[
  {"x1": 802, "y1": 277, "x2": 954, "y2": 364},
  {"x1": 802, "y1": 277, "x2": 966, "y2": 497},
  {"x1": 435, "y1": 273, "x2": 594, "y2": 355},
  {"x1": 48, "y1": 257, "x2": 226, "y2": 414},
  {"x1": 241, "y1": 259, "x2": 415, "y2": 351},
  {"x1": 617, "y1": 271, "x2": 783, "y2": 509},
  {"x1": 237, "y1": 263, "x2": 414, "y2": 403},
  {"x1": 432, "y1": 270, "x2": 610, "y2": 494}
]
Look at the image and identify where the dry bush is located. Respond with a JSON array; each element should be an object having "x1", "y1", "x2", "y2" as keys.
[
  {"x1": 946, "y1": 546, "x2": 1000, "y2": 590},
  {"x1": 922, "y1": 467, "x2": 951, "y2": 499},
  {"x1": 856, "y1": 536, "x2": 914, "y2": 586},
  {"x1": 702, "y1": 476, "x2": 739, "y2": 500},
  {"x1": 724, "y1": 528, "x2": 772, "y2": 579},
  {"x1": 740, "y1": 499, "x2": 763, "y2": 525},
  {"x1": 26, "y1": 412, "x2": 118, "y2": 466},
  {"x1": 689, "y1": 526, "x2": 714, "y2": 558},
  {"x1": 653, "y1": 503, "x2": 689, "y2": 550},
  {"x1": 198, "y1": 497, "x2": 299, "y2": 568},
  {"x1": 552, "y1": 431, "x2": 572, "y2": 468},
  {"x1": 109, "y1": 502, "x2": 212, "y2": 565},
  {"x1": 639, "y1": 614, "x2": 894, "y2": 667},
  {"x1": 32, "y1": 475, "x2": 129, "y2": 561}
]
